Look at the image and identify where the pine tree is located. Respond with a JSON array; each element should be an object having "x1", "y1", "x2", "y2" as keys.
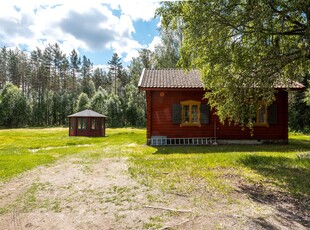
[
  {"x1": 76, "y1": 92, "x2": 90, "y2": 112},
  {"x1": 69, "y1": 49, "x2": 81, "y2": 92},
  {"x1": 105, "y1": 93, "x2": 123, "y2": 127},
  {"x1": 107, "y1": 53, "x2": 123, "y2": 95},
  {"x1": 90, "y1": 91, "x2": 106, "y2": 115},
  {"x1": 0, "y1": 47, "x2": 8, "y2": 87}
]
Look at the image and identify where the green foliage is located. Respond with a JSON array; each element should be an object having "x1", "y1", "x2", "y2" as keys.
[
  {"x1": 0, "y1": 83, "x2": 30, "y2": 127},
  {"x1": 93, "y1": 67, "x2": 109, "y2": 90},
  {"x1": 289, "y1": 76, "x2": 310, "y2": 133},
  {"x1": 105, "y1": 93, "x2": 123, "y2": 127},
  {"x1": 76, "y1": 92, "x2": 90, "y2": 112},
  {"x1": 124, "y1": 83, "x2": 146, "y2": 126},
  {"x1": 304, "y1": 82, "x2": 310, "y2": 106},
  {"x1": 81, "y1": 55, "x2": 92, "y2": 79},
  {"x1": 157, "y1": 1, "x2": 310, "y2": 128},
  {"x1": 153, "y1": 22, "x2": 181, "y2": 68},
  {"x1": 90, "y1": 90, "x2": 106, "y2": 115},
  {"x1": 81, "y1": 79, "x2": 96, "y2": 98},
  {"x1": 108, "y1": 53, "x2": 124, "y2": 95},
  {"x1": 128, "y1": 49, "x2": 152, "y2": 85},
  {"x1": 0, "y1": 43, "x2": 150, "y2": 128}
]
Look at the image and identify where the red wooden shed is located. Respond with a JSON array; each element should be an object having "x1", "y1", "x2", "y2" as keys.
[
  {"x1": 67, "y1": 109, "x2": 107, "y2": 137},
  {"x1": 138, "y1": 69, "x2": 305, "y2": 145}
]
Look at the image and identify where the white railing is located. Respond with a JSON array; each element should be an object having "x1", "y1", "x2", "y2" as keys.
[{"x1": 150, "y1": 137, "x2": 217, "y2": 146}]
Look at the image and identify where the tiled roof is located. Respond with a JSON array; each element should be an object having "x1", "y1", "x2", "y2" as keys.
[
  {"x1": 138, "y1": 69, "x2": 204, "y2": 89},
  {"x1": 68, "y1": 109, "x2": 106, "y2": 117},
  {"x1": 273, "y1": 78, "x2": 305, "y2": 89},
  {"x1": 138, "y1": 68, "x2": 305, "y2": 90}
]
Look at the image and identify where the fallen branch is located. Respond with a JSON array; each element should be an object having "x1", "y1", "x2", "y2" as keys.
[
  {"x1": 170, "y1": 192, "x2": 189, "y2": 197},
  {"x1": 160, "y1": 216, "x2": 197, "y2": 230},
  {"x1": 143, "y1": 205, "x2": 193, "y2": 213}
]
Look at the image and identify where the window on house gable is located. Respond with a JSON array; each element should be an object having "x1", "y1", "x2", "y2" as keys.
[{"x1": 180, "y1": 100, "x2": 201, "y2": 127}]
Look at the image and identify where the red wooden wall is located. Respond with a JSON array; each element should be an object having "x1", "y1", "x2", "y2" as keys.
[{"x1": 146, "y1": 90, "x2": 288, "y2": 142}]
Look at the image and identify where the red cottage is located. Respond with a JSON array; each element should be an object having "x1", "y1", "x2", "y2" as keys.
[
  {"x1": 138, "y1": 69, "x2": 304, "y2": 145},
  {"x1": 68, "y1": 109, "x2": 107, "y2": 137}
]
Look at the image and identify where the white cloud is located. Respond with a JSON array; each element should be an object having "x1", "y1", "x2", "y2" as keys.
[
  {"x1": 104, "y1": 0, "x2": 160, "y2": 21},
  {"x1": 147, "y1": 36, "x2": 161, "y2": 51},
  {"x1": 0, "y1": 1, "x2": 161, "y2": 64},
  {"x1": 93, "y1": 64, "x2": 109, "y2": 72},
  {"x1": 111, "y1": 38, "x2": 143, "y2": 62},
  {"x1": 115, "y1": 1, "x2": 160, "y2": 21}
]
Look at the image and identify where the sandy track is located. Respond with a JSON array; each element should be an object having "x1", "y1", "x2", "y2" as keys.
[
  {"x1": 0, "y1": 156, "x2": 308, "y2": 229},
  {"x1": 0, "y1": 157, "x2": 194, "y2": 229}
]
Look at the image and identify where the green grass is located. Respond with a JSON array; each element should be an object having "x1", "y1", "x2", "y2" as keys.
[
  {"x1": 0, "y1": 127, "x2": 147, "y2": 180},
  {"x1": 0, "y1": 127, "x2": 309, "y2": 199},
  {"x1": 128, "y1": 132, "x2": 310, "y2": 197}
]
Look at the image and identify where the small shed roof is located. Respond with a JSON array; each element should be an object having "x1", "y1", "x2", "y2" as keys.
[
  {"x1": 138, "y1": 68, "x2": 305, "y2": 90},
  {"x1": 68, "y1": 109, "x2": 107, "y2": 118}
]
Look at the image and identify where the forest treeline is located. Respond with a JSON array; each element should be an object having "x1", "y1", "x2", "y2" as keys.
[{"x1": 0, "y1": 26, "x2": 181, "y2": 128}]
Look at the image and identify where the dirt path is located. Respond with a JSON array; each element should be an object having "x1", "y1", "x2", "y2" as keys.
[
  {"x1": 0, "y1": 156, "x2": 308, "y2": 229},
  {"x1": 0, "y1": 156, "x2": 195, "y2": 229}
]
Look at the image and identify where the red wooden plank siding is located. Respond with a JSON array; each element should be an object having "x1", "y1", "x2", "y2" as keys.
[
  {"x1": 146, "y1": 91, "x2": 152, "y2": 139},
  {"x1": 149, "y1": 90, "x2": 288, "y2": 141}
]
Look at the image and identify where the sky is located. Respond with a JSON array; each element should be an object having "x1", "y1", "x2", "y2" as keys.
[{"x1": 0, "y1": 0, "x2": 165, "y2": 70}]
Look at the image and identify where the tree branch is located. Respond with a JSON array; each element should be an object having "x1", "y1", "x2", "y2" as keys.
[
  {"x1": 143, "y1": 205, "x2": 193, "y2": 213},
  {"x1": 268, "y1": 0, "x2": 307, "y2": 29},
  {"x1": 159, "y1": 216, "x2": 197, "y2": 230}
]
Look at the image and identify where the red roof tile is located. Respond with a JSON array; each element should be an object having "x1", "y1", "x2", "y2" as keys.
[
  {"x1": 138, "y1": 69, "x2": 203, "y2": 89},
  {"x1": 138, "y1": 68, "x2": 305, "y2": 90}
]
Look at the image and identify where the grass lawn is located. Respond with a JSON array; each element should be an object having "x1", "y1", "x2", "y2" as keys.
[{"x1": 0, "y1": 127, "x2": 309, "y2": 199}]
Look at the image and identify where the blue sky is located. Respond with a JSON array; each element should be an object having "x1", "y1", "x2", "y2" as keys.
[{"x1": 0, "y1": 0, "x2": 164, "y2": 70}]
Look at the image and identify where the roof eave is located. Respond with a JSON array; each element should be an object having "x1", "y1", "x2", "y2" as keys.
[
  {"x1": 275, "y1": 87, "x2": 305, "y2": 91},
  {"x1": 138, "y1": 68, "x2": 145, "y2": 88},
  {"x1": 138, "y1": 87, "x2": 205, "y2": 91}
]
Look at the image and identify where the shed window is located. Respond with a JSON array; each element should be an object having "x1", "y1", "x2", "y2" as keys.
[
  {"x1": 180, "y1": 100, "x2": 201, "y2": 127},
  {"x1": 255, "y1": 101, "x2": 268, "y2": 126},
  {"x1": 91, "y1": 118, "x2": 99, "y2": 130},
  {"x1": 69, "y1": 119, "x2": 74, "y2": 130},
  {"x1": 77, "y1": 118, "x2": 87, "y2": 130}
]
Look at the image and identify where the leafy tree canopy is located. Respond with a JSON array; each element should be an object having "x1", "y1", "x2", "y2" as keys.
[
  {"x1": 157, "y1": 0, "x2": 310, "y2": 127},
  {"x1": 305, "y1": 82, "x2": 310, "y2": 106},
  {"x1": 76, "y1": 93, "x2": 90, "y2": 112},
  {"x1": 0, "y1": 83, "x2": 30, "y2": 127}
]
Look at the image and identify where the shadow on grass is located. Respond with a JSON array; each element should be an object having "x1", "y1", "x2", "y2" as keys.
[
  {"x1": 239, "y1": 155, "x2": 310, "y2": 228},
  {"x1": 249, "y1": 217, "x2": 281, "y2": 230},
  {"x1": 240, "y1": 155, "x2": 310, "y2": 196}
]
